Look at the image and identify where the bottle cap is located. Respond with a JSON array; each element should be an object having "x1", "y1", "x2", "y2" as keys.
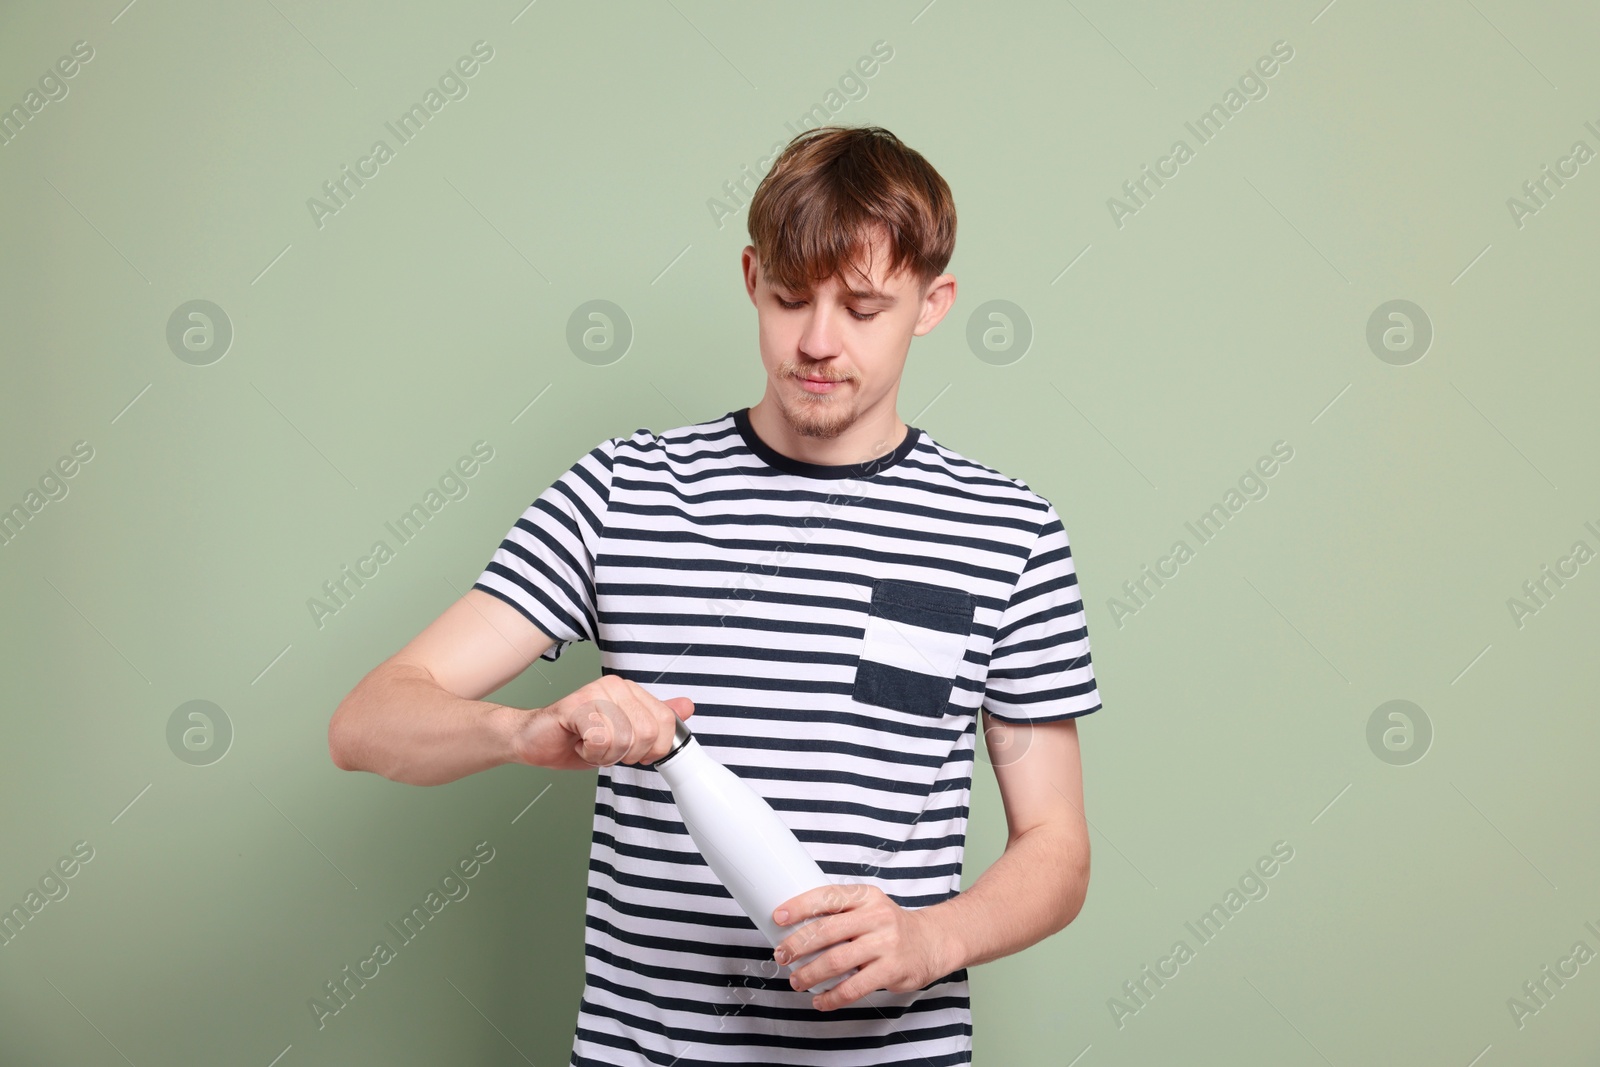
[{"x1": 650, "y1": 717, "x2": 694, "y2": 769}]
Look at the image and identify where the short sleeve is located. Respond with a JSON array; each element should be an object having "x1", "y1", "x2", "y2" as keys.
[
  {"x1": 982, "y1": 499, "x2": 1101, "y2": 723},
  {"x1": 472, "y1": 438, "x2": 618, "y2": 662}
]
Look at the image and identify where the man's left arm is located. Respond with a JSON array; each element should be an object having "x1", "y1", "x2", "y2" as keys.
[
  {"x1": 772, "y1": 710, "x2": 1091, "y2": 1010},
  {"x1": 919, "y1": 711, "x2": 1091, "y2": 968}
]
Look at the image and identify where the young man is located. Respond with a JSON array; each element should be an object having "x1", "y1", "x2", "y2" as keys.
[{"x1": 329, "y1": 125, "x2": 1101, "y2": 1066}]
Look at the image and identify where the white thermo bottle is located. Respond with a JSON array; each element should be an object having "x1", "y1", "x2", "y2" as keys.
[{"x1": 651, "y1": 717, "x2": 860, "y2": 995}]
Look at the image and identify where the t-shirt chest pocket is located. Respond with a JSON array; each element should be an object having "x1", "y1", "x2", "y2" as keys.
[{"x1": 850, "y1": 578, "x2": 975, "y2": 717}]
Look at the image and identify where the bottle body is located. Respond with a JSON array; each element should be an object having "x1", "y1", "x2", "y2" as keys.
[{"x1": 655, "y1": 737, "x2": 859, "y2": 995}]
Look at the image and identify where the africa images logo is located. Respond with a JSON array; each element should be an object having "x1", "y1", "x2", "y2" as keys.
[{"x1": 305, "y1": 41, "x2": 495, "y2": 230}]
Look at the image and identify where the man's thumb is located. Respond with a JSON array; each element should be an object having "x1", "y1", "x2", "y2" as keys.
[{"x1": 664, "y1": 696, "x2": 695, "y2": 719}]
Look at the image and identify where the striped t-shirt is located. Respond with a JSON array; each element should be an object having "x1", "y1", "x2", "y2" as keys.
[{"x1": 473, "y1": 406, "x2": 1100, "y2": 1067}]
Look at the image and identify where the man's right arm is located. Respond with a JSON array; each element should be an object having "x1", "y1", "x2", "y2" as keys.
[{"x1": 326, "y1": 589, "x2": 692, "y2": 786}]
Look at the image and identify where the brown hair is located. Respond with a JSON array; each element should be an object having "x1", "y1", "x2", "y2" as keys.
[{"x1": 747, "y1": 125, "x2": 956, "y2": 297}]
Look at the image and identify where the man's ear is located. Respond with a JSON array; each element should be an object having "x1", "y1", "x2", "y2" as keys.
[
  {"x1": 742, "y1": 246, "x2": 760, "y2": 305},
  {"x1": 912, "y1": 273, "x2": 957, "y2": 337}
]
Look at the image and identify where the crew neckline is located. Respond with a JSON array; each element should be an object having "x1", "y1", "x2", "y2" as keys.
[{"x1": 731, "y1": 406, "x2": 921, "y2": 480}]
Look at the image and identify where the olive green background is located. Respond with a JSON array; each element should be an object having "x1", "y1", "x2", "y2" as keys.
[{"x1": 3, "y1": 1, "x2": 1598, "y2": 1064}]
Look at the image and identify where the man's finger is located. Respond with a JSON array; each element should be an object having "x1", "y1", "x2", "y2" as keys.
[
  {"x1": 775, "y1": 881, "x2": 873, "y2": 927},
  {"x1": 812, "y1": 966, "x2": 870, "y2": 1011},
  {"x1": 654, "y1": 703, "x2": 687, "y2": 760},
  {"x1": 620, "y1": 682, "x2": 681, "y2": 764},
  {"x1": 777, "y1": 903, "x2": 877, "y2": 968},
  {"x1": 773, "y1": 887, "x2": 821, "y2": 926},
  {"x1": 574, "y1": 698, "x2": 629, "y2": 767},
  {"x1": 631, "y1": 690, "x2": 681, "y2": 765}
]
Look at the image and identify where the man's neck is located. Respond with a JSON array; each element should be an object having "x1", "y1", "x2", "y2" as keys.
[{"x1": 745, "y1": 395, "x2": 907, "y2": 469}]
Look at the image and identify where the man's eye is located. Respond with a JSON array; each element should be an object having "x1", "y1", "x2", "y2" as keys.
[{"x1": 777, "y1": 297, "x2": 877, "y2": 321}]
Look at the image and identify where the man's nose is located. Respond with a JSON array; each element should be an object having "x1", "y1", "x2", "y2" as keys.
[{"x1": 798, "y1": 307, "x2": 844, "y2": 359}]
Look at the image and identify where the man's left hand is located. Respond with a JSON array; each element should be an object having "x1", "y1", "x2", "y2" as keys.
[{"x1": 771, "y1": 883, "x2": 955, "y2": 1011}]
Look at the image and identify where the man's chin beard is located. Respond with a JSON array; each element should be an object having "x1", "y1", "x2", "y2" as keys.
[{"x1": 779, "y1": 391, "x2": 854, "y2": 439}]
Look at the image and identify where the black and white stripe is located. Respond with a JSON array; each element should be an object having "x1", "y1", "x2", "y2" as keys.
[{"x1": 474, "y1": 407, "x2": 1100, "y2": 1066}]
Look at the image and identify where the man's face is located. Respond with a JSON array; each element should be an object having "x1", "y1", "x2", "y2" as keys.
[{"x1": 742, "y1": 228, "x2": 955, "y2": 440}]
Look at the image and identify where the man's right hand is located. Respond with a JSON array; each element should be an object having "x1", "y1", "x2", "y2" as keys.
[{"x1": 514, "y1": 676, "x2": 694, "y2": 771}]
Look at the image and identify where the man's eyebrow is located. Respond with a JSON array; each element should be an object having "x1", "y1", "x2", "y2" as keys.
[{"x1": 774, "y1": 283, "x2": 898, "y2": 305}]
